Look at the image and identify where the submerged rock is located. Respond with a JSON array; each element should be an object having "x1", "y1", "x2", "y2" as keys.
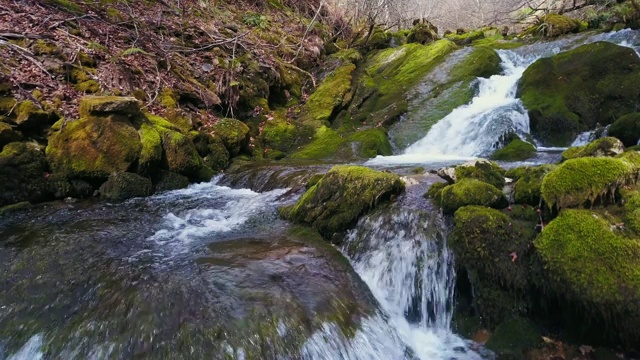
[
  {"x1": 281, "y1": 165, "x2": 404, "y2": 241},
  {"x1": 519, "y1": 42, "x2": 640, "y2": 146}
]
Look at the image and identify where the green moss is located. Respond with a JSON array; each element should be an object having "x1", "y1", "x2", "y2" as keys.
[
  {"x1": 261, "y1": 118, "x2": 297, "y2": 153},
  {"x1": 210, "y1": 118, "x2": 250, "y2": 156},
  {"x1": 541, "y1": 157, "x2": 635, "y2": 209},
  {"x1": 519, "y1": 42, "x2": 640, "y2": 146},
  {"x1": 291, "y1": 126, "x2": 391, "y2": 160},
  {"x1": 44, "y1": 0, "x2": 84, "y2": 13},
  {"x1": 46, "y1": 116, "x2": 142, "y2": 180},
  {"x1": 76, "y1": 51, "x2": 96, "y2": 67},
  {"x1": 424, "y1": 182, "x2": 447, "y2": 206},
  {"x1": 329, "y1": 49, "x2": 362, "y2": 64},
  {"x1": 561, "y1": 137, "x2": 624, "y2": 161},
  {"x1": 0, "y1": 96, "x2": 17, "y2": 115},
  {"x1": 32, "y1": 39, "x2": 62, "y2": 56},
  {"x1": 78, "y1": 96, "x2": 141, "y2": 118},
  {"x1": 440, "y1": 178, "x2": 508, "y2": 214},
  {"x1": 608, "y1": 113, "x2": 640, "y2": 147},
  {"x1": 450, "y1": 46, "x2": 502, "y2": 80},
  {"x1": 346, "y1": 128, "x2": 392, "y2": 158},
  {"x1": 536, "y1": 14, "x2": 581, "y2": 37},
  {"x1": 455, "y1": 160, "x2": 506, "y2": 189},
  {"x1": 98, "y1": 171, "x2": 152, "y2": 201},
  {"x1": 407, "y1": 23, "x2": 439, "y2": 45},
  {"x1": 300, "y1": 63, "x2": 355, "y2": 129},
  {"x1": 508, "y1": 165, "x2": 557, "y2": 206},
  {"x1": 152, "y1": 122, "x2": 206, "y2": 180},
  {"x1": 444, "y1": 29, "x2": 484, "y2": 45},
  {"x1": 290, "y1": 126, "x2": 343, "y2": 159},
  {"x1": 535, "y1": 209, "x2": 640, "y2": 304},
  {"x1": 0, "y1": 201, "x2": 31, "y2": 216},
  {"x1": 74, "y1": 80, "x2": 100, "y2": 93},
  {"x1": 283, "y1": 165, "x2": 404, "y2": 240},
  {"x1": 492, "y1": 139, "x2": 536, "y2": 161},
  {"x1": 203, "y1": 139, "x2": 230, "y2": 172},
  {"x1": 105, "y1": 7, "x2": 123, "y2": 21},
  {"x1": 159, "y1": 88, "x2": 178, "y2": 108},
  {"x1": 138, "y1": 122, "x2": 162, "y2": 175}
]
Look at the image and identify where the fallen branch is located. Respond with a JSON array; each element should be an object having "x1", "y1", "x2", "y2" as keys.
[{"x1": 280, "y1": 61, "x2": 316, "y2": 88}]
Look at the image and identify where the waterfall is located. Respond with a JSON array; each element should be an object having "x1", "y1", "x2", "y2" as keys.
[
  {"x1": 367, "y1": 29, "x2": 640, "y2": 166},
  {"x1": 302, "y1": 207, "x2": 486, "y2": 360}
]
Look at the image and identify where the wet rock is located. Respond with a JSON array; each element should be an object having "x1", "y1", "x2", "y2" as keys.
[
  {"x1": 99, "y1": 172, "x2": 153, "y2": 201},
  {"x1": 0, "y1": 142, "x2": 49, "y2": 206},
  {"x1": 440, "y1": 179, "x2": 508, "y2": 214},
  {"x1": 518, "y1": 42, "x2": 640, "y2": 146},
  {"x1": 154, "y1": 171, "x2": 190, "y2": 192},
  {"x1": 281, "y1": 165, "x2": 404, "y2": 241},
  {"x1": 210, "y1": 118, "x2": 250, "y2": 157},
  {"x1": 47, "y1": 173, "x2": 94, "y2": 199},
  {"x1": 436, "y1": 159, "x2": 506, "y2": 189},
  {"x1": 561, "y1": 136, "x2": 625, "y2": 161}
]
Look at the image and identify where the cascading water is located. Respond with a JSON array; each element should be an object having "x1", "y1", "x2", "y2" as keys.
[{"x1": 368, "y1": 29, "x2": 640, "y2": 166}]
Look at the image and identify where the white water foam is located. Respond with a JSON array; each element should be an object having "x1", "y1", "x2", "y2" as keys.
[{"x1": 6, "y1": 334, "x2": 44, "y2": 360}]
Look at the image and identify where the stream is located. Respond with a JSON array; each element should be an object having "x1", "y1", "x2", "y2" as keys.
[{"x1": 1, "y1": 29, "x2": 640, "y2": 359}]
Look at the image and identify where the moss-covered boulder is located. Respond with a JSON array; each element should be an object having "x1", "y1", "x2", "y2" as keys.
[
  {"x1": 485, "y1": 317, "x2": 542, "y2": 358},
  {"x1": 455, "y1": 159, "x2": 506, "y2": 189},
  {"x1": 210, "y1": 118, "x2": 250, "y2": 157},
  {"x1": 541, "y1": 157, "x2": 635, "y2": 209},
  {"x1": 561, "y1": 137, "x2": 625, "y2": 161},
  {"x1": 13, "y1": 100, "x2": 59, "y2": 131},
  {"x1": 491, "y1": 138, "x2": 536, "y2": 161},
  {"x1": 451, "y1": 205, "x2": 538, "y2": 326},
  {"x1": 440, "y1": 179, "x2": 508, "y2": 214},
  {"x1": 98, "y1": 172, "x2": 153, "y2": 201},
  {"x1": 137, "y1": 122, "x2": 163, "y2": 176},
  {"x1": 407, "y1": 22, "x2": 439, "y2": 45},
  {"x1": 154, "y1": 171, "x2": 190, "y2": 192},
  {"x1": 444, "y1": 29, "x2": 485, "y2": 46},
  {"x1": 536, "y1": 14, "x2": 581, "y2": 37},
  {"x1": 535, "y1": 209, "x2": 640, "y2": 344},
  {"x1": 291, "y1": 127, "x2": 392, "y2": 160},
  {"x1": 203, "y1": 139, "x2": 230, "y2": 172},
  {"x1": 281, "y1": 165, "x2": 404, "y2": 240},
  {"x1": 47, "y1": 115, "x2": 142, "y2": 181},
  {"x1": 518, "y1": 42, "x2": 640, "y2": 146},
  {"x1": 0, "y1": 122, "x2": 22, "y2": 148},
  {"x1": 0, "y1": 142, "x2": 49, "y2": 207},
  {"x1": 506, "y1": 165, "x2": 556, "y2": 206},
  {"x1": 608, "y1": 113, "x2": 640, "y2": 147}
]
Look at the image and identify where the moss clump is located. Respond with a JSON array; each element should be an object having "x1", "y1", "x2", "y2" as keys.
[
  {"x1": 14, "y1": 100, "x2": 56, "y2": 130},
  {"x1": 98, "y1": 172, "x2": 153, "y2": 201},
  {"x1": 210, "y1": 118, "x2": 250, "y2": 157},
  {"x1": 518, "y1": 42, "x2": 640, "y2": 146},
  {"x1": 159, "y1": 88, "x2": 178, "y2": 108},
  {"x1": 300, "y1": 63, "x2": 355, "y2": 129},
  {"x1": 329, "y1": 49, "x2": 362, "y2": 64},
  {"x1": 444, "y1": 29, "x2": 485, "y2": 45},
  {"x1": 46, "y1": 116, "x2": 142, "y2": 180},
  {"x1": 32, "y1": 39, "x2": 62, "y2": 56},
  {"x1": 0, "y1": 201, "x2": 31, "y2": 216},
  {"x1": 608, "y1": 113, "x2": 640, "y2": 147},
  {"x1": 454, "y1": 160, "x2": 506, "y2": 189},
  {"x1": 364, "y1": 28, "x2": 390, "y2": 50},
  {"x1": 282, "y1": 165, "x2": 404, "y2": 240},
  {"x1": 440, "y1": 179, "x2": 508, "y2": 214},
  {"x1": 507, "y1": 165, "x2": 556, "y2": 206},
  {"x1": 541, "y1": 157, "x2": 635, "y2": 209},
  {"x1": 203, "y1": 139, "x2": 230, "y2": 172},
  {"x1": 74, "y1": 80, "x2": 100, "y2": 93},
  {"x1": 450, "y1": 46, "x2": 502, "y2": 80},
  {"x1": 535, "y1": 210, "x2": 640, "y2": 321},
  {"x1": 561, "y1": 137, "x2": 625, "y2": 161},
  {"x1": 424, "y1": 181, "x2": 447, "y2": 206},
  {"x1": 0, "y1": 96, "x2": 17, "y2": 114},
  {"x1": 491, "y1": 139, "x2": 536, "y2": 161},
  {"x1": 137, "y1": 122, "x2": 163, "y2": 175},
  {"x1": 291, "y1": 126, "x2": 392, "y2": 160},
  {"x1": 261, "y1": 118, "x2": 297, "y2": 153},
  {"x1": 152, "y1": 121, "x2": 206, "y2": 181},
  {"x1": 407, "y1": 23, "x2": 439, "y2": 45}
]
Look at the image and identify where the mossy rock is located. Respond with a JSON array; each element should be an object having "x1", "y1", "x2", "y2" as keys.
[
  {"x1": 485, "y1": 317, "x2": 542, "y2": 359},
  {"x1": 46, "y1": 173, "x2": 94, "y2": 199},
  {"x1": 622, "y1": 189, "x2": 640, "y2": 234},
  {"x1": 155, "y1": 125, "x2": 207, "y2": 181},
  {"x1": 137, "y1": 122, "x2": 163, "y2": 175},
  {"x1": 281, "y1": 165, "x2": 404, "y2": 241},
  {"x1": 290, "y1": 126, "x2": 392, "y2": 160},
  {"x1": 454, "y1": 159, "x2": 506, "y2": 189},
  {"x1": 98, "y1": 172, "x2": 153, "y2": 201},
  {"x1": 203, "y1": 139, "x2": 230, "y2": 172},
  {"x1": 608, "y1": 113, "x2": 640, "y2": 147},
  {"x1": 0, "y1": 142, "x2": 49, "y2": 206},
  {"x1": 14, "y1": 100, "x2": 58, "y2": 131},
  {"x1": 0, "y1": 201, "x2": 31, "y2": 216},
  {"x1": 506, "y1": 165, "x2": 557, "y2": 206},
  {"x1": 444, "y1": 29, "x2": 485, "y2": 45},
  {"x1": 491, "y1": 139, "x2": 536, "y2": 161},
  {"x1": 261, "y1": 118, "x2": 297, "y2": 153},
  {"x1": 537, "y1": 14, "x2": 581, "y2": 37},
  {"x1": 535, "y1": 209, "x2": 640, "y2": 344},
  {"x1": 0, "y1": 122, "x2": 22, "y2": 148},
  {"x1": 441, "y1": 179, "x2": 508, "y2": 214},
  {"x1": 154, "y1": 171, "x2": 190, "y2": 192},
  {"x1": 364, "y1": 28, "x2": 391, "y2": 50},
  {"x1": 518, "y1": 42, "x2": 640, "y2": 146},
  {"x1": 561, "y1": 137, "x2": 625, "y2": 161},
  {"x1": 210, "y1": 118, "x2": 250, "y2": 157},
  {"x1": 451, "y1": 206, "x2": 538, "y2": 326},
  {"x1": 541, "y1": 157, "x2": 635, "y2": 209},
  {"x1": 78, "y1": 96, "x2": 141, "y2": 118},
  {"x1": 46, "y1": 115, "x2": 142, "y2": 180},
  {"x1": 424, "y1": 181, "x2": 447, "y2": 206}
]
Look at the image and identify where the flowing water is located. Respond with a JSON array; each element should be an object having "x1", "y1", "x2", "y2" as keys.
[{"x1": 368, "y1": 29, "x2": 640, "y2": 167}]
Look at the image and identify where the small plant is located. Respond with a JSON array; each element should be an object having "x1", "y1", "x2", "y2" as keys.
[
  {"x1": 119, "y1": 47, "x2": 149, "y2": 57},
  {"x1": 243, "y1": 13, "x2": 268, "y2": 29}
]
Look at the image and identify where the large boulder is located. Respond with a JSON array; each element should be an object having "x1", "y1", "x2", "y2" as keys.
[
  {"x1": 281, "y1": 165, "x2": 404, "y2": 241},
  {"x1": 491, "y1": 138, "x2": 536, "y2": 161},
  {"x1": 518, "y1": 42, "x2": 640, "y2": 146},
  {"x1": 78, "y1": 96, "x2": 141, "y2": 118},
  {"x1": 0, "y1": 142, "x2": 49, "y2": 206},
  {"x1": 535, "y1": 209, "x2": 640, "y2": 345},
  {"x1": 46, "y1": 115, "x2": 142, "y2": 181},
  {"x1": 210, "y1": 118, "x2": 250, "y2": 157},
  {"x1": 437, "y1": 159, "x2": 506, "y2": 189},
  {"x1": 505, "y1": 164, "x2": 557, "y2": 206}
]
